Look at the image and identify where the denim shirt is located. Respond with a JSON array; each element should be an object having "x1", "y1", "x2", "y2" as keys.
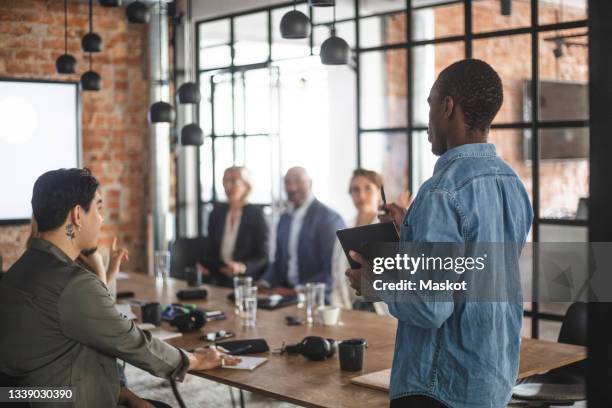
[{"x1": 381, "y1": 143, "x2": 533, "y2": 407}]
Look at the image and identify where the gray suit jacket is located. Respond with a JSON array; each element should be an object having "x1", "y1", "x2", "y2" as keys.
[{"x1": 0, "y1": 238, "x2": 189, "y2": 407}]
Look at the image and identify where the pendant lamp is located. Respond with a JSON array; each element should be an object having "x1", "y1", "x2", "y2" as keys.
[
  {"x1": 280, "y1": 0, "x2": 311, "y2": 39},
  {"x1": 56, "y1": 0, "x2": 76, "y2": 74},
  {"x1": 82, "y1": 0, "x2": 102, "y2": 52},
  {"x1": 127, "y1": 1, "x2": 150, "y2": 24},
  {"x1": 149, "y1": 0, "x2": 175, "y2": 123},
  {"x1": 320, "y1": 2, "x2": 349, "y2": 65}
]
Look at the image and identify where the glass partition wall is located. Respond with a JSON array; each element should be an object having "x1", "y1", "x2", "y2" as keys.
[{"x1": 194, "y1": 0, "x2": 589, "y2": 339}]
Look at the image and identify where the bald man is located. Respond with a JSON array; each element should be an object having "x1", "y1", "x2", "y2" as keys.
[{"x1": 259, "y1": 167, "x2": 345, "y2": 300}]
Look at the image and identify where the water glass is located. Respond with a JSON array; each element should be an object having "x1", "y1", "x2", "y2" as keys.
[
  {"x1": 239, "y1": 286, "x2": 258, "y2": 327},
  {"x1": 295, "y1": 284, "x2": 307, "y2": 320},
  {"x1": 233, "y1": 276, "x2": 253, "y2": 315},
  {"x1": 305, "y1": 282, "x2": 326, "y2": 325},
  {"x1": 154, "y1": 250, "x2": 170, "y2": 286}
]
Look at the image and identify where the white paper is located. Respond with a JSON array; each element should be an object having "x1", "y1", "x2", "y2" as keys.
[{"x1": 223, "y1": 356, "x2": 268, "y2": 371}]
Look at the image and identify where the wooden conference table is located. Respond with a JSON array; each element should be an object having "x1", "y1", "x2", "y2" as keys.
[{"x1": 118, "y1": 273, "x2": 586, "y2": 408}]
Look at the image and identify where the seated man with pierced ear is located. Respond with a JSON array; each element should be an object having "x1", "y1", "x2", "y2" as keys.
[{"x1": 0, "y1": 168, "x2": 239, "y2": 408}]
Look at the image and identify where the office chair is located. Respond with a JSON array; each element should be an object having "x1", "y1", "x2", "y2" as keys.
[
  {"x1": 169, "y1": 237, "x2": 208, "y2": 280},
  {"x1": 512, "y1": 302, "x2": 587, "y2": 407}
]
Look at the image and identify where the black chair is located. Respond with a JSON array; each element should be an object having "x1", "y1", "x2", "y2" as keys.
[
  {"x1": 512, "y1": 302, "x2": 587, "y2": 407},
  {"x1": 169, "y1": 237, "x2": 208, "y2": 280}
]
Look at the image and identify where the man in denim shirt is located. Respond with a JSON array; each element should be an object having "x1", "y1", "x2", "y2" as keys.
[{"x1": 347, "y1": 59, "x2": 533, "y2": 407}]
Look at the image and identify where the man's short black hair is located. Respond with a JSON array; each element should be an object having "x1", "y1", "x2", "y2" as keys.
[
  {"x1": 32, "y1": 168, "x2": 99, "y2": 232},
  {"x1": 435, "y1": 58, "x2": 503, "y2": 132}
]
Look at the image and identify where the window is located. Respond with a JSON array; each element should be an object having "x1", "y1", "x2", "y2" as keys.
[{"x1": 195, "y1": 0, "x2": 589, "y2": 339}]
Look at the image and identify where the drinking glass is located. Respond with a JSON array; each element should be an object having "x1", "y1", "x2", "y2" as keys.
[
  {"x1": 239, "y1": 285, "x2": 258, "y2": 327},
  {"x1": 154, "y1": 250, "x2": 170, "y2": 286},
  {"x1": 233, "y1": 276, "x2": 253, "y2": 315},
  {"x1": 305, "y1": 282, "x2": 326, "y2": 325},
  {"x1": 295, "y1": 284, "x2": 307, "y2": 321}
]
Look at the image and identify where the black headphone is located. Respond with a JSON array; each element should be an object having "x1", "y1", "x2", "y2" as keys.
[
  {"x1": 162, "y1": 304, "x2": 206, "y2": 332},
  {"x1": 283, "y1": 336, "x2": 337, "y2": 361}
]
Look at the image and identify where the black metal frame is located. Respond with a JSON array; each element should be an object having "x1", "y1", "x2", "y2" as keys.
[
  {"x1": 194, "y1": 0, "x2": 589, "y2": 338},
  {"x1": 0, "y1": 77, "x2": 81, "y2": 226}
]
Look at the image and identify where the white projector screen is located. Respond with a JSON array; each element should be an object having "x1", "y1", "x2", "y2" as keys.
[{"x1": 0, "y1": 79, "x2": 80, "y2": 223}]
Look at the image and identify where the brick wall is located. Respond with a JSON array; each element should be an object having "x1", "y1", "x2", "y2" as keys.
[{"x1": 0, "y1": 0, "x2": 151, "y2": 272}]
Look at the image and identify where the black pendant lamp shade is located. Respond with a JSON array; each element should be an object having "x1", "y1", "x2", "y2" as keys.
[
  {"x1": 56, "y1": 54, "x2": 77, "y2": 74},
  {"x1": 181, "y1": 124, "x2": 204, "y2": 146},
  {"x1": 99, "y1": 0, "x2": 121, "y2": 6},
  {"x1": 280, "y1": 10, "x2": 311, "y2": 39},
  {"x1": 56, "y1": 0, "x2": 76, "y2": 74},
  {"x1": 149, "y1": 101, "x2": 175, "y2": 123},
  {"x1": 82, "y1": 32, "x2": 102, "y2": 52},
  {"x1": 83, "y1": 0, "x2": 102, "y2": 52},
  {"x1": 81, "y1": 68, "x2": 101, "y2": 91},
  {"x1": 177, "y1": 82, "x2": 201, "y2": 104},
  {"x1": 309, "y1": 0, "x2": 335, "y2": 6},
  {"x1": 321, "y1": 30, "x2": 349, "y2": 65},
  {"x1": 126, "y1": 1, "x2": 150, "y2": 24},
  {"x1": 149, "y1": 0, "x2": 174, "y2": 124}
]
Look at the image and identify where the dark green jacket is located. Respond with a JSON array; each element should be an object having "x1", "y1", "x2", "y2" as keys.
[{"x1": 0, "y1": 238, "x2": 189, "y2": 407}]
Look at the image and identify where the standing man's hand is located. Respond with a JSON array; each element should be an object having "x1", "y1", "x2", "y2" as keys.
[
  {"x1": 345, "y1": 251, "x2": 368, "y2": 296},
  {"x1": 379, "y1": 203, "x2": 407, "y2": 234},
  {"x1": 346, "y1": 251, "x2": 380, "y2": 301}
]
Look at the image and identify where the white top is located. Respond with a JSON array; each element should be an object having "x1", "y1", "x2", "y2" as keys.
[
  {"x1": 220, "y1": 209, "x2": 242, "y2": 265},
  {"x1": 331, "y1": 215, "x2": 390, "y2": 316},
  {"x1": 287, "y1": 194, "x2": 315, "y2": 286}
]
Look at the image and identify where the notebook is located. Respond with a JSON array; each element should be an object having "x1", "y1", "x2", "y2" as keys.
[{"x1": 223, "y1": 356, "x2": 268, "y2": 371}]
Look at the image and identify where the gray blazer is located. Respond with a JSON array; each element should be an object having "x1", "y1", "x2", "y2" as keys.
[{"x1": 0, "y1": 238, "x2": 189, "y2": 407}]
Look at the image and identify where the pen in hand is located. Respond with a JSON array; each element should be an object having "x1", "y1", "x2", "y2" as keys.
[{"x1": 381, "y1": 186, "x2": 389, "y2": 214}]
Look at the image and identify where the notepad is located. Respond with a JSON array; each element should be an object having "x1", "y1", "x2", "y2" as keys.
[{"x1": 223, "y1": 356, "x2": 268, "y2": 371}]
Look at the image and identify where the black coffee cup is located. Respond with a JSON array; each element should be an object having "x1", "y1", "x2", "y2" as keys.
[
  {"x1": 185, "y1": 266, "x2": 201, "y2": 287},
  {"x1": 141, "y1": 302, "x2": 161, "y2": 326},
  {"x1": 339, "y1": 338, "x2": 367, "y2": 371}
]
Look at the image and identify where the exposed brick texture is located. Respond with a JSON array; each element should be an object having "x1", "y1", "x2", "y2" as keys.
[{"x1": 0, "y1": 0, "x2": 151, "y2": 272}]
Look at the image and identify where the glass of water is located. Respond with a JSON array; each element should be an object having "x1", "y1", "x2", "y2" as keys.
[
  {"x1": 239, "y1": 285, "x2": 258, "y2": 327},
  {"x1": 154, "y1": 250, "x2": 171, "y2": 286},
  {"x1": 295, "y1": 284, "x2": 307, "y2": 321},
  {"x1": 233, "y1": 276, "x2": 253, "y2": 315},
  {"x1": 305, "y1": 282, "x2": 326, "y2": 325}
]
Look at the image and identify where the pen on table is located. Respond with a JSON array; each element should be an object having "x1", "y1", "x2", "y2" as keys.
[
  {"x1": 216, "y1": 345, "x2": 231, "y2": 353},
  {"x1": 229, "y1": 344, "x2": 253, "y2": 355}
]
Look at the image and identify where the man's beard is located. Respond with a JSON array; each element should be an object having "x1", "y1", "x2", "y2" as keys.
[{"x1": 81, "y1": 247, "x2": 98, "y2": 256}]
